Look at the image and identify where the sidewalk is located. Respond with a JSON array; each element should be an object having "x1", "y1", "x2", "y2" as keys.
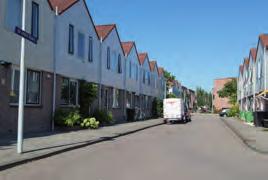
[
  {"x1": 221, "y1": 117, "x2": 268, "y2": 154},
  {"x1": 0, "y1": 119, "x2": 164, "y2": 170}
]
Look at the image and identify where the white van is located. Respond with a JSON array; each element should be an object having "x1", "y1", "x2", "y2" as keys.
[{"x1": 163, "y1": 98, "x2": 188, "y2": 123}]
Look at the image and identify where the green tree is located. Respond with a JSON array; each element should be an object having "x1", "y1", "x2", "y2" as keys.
[
  {"x1": 217, "y1": 79, "x2": 237, "y2": 105},
  {"x1": 79, "y1": 80, "x2": 98, "y2": 118},
  {"x1": 196, "y1": 87, "x2": 212, "y2": 109}
]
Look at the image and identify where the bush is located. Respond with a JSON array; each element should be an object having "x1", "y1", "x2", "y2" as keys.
[
  {"x1": 80, "y1": 118, "x2": 100, "y2": 129},
  {"x1": 93, "y1": 109, "x2": 114, "y2": 125},
  {"x1": 227, "y1": 104, "x2": 240, "y2": 117},
  {"x1": 79, "y1": 81, "x2": 98, "y2": 118},
  {"x1": 54, "y1": 108, "x2": 81, "y2": 127},
  {"x1": 152, "y1": 98, "x2": 163, "y2": 118}
]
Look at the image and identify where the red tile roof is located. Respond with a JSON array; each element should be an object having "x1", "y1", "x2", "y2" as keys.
[
  {"x1": 48, "y1": 0, "x2": 78, "y2": 14},
  {"x1": 243, "y1": 58, "x2": 250, "y2": 69},
  {"x1": 259, "y1": 34, "x2": 268, "y2": 48},
  {"x1": 138, "y1": 53, "x2": 148, "y2": 65},
  {"x1": 149, "y1": 61, "x2": 157, "y2": 71},
  {"x1": 158, "y1": 67, "x2": 164, "y2": 76},
  {"x1": 250, "y1": 48, "x2": 257, "y2": 62},
  {"x1": 95, "y1": 24, "x2": 116, "y2": 41},
  {"x1": 121, "y1": 42, "x2": 134, "y2": 56}
]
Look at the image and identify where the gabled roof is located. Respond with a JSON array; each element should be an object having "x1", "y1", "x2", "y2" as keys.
[
  {"x1": 250, "y1": 48, "x2": 257, "y2": 62},
  {"x1": 243, "y1": 58, "x2": 250, "y2": 70},
  {"x1": 259, "y1": 34, "x2": 268, "y2": 48},
  {"x1": 138, "y1": 53, "x2": 149, "y2": 65},
  {"x1": 121, "y1": 42, "x2": 134, "y2": 56},
  {"x1": 48, "y1": 0, "x2": 78, "y2": 14},
  {"x1": 149, "y1": 61, "x2": 156, "y2": 71},
  {"x1": 95, "y1": 24, "x2": 116, "y2": 41},
  {"x1": 158, "y1": 67, "x2": 164, "y2": 76}
]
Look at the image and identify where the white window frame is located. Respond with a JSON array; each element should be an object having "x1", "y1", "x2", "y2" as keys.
[
  {"x1": 112, "y1": 88, "x2": 120, "y2": 108},
  {"x1": 10, "y1": 67, "x2": 42, "y2": 106}
]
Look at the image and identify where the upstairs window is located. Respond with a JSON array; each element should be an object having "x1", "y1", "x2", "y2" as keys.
[
  {"x1": 68, "y1": 24, "x2": 74, "y2": 54},
  {"x1": 77, "y1": 32, "x2": 85, "y2": 59},
  {"x1": 5, "y1": 0, "x2": 22, "y2": 31},
  {"x1": 88, "y1": 36, "x2": 93, "y2": 62},
  {"x1": 136, "y1": 64, "x2": 139, "y2": 81},
  {"x1": 118, "y1": 54, "x2": 122, "y2": 74},
  {"x1": 107, "y1": 47, "x2": 110, "y2": 69},
  {"x1": 129, "y1": 61, "x2": 132, "y2": 78},
  {"x1": 31, "y1": 2, "x2": 39, "y2": 39}
]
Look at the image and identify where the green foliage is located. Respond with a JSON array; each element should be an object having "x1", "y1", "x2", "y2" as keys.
[
  {"x1": 152, "y1": 98, "x2": 163, "y2": 118},
  {"x1": 217, "y1": 79, "x2": 237, "y2": 105},
  {"x1": 79, "y1": 81, "x2": 98, "y2": 118},
  {"x1": 227, "y1": 104, "x2": 240, "y2": 117},
  {"x1": 164, "y1": 70, "x2": 176, "y2": 82},
  {"x1": 167, "y1": 93, "x2": 177, "y2": 98},
  {"x1": 54, "y1": 108, "x2": 81, "y2": 127},
  {"x1": 93, "y1": 109, "x2": 114, "y2": 125},
  {"x1": 80, "y1": 118, "x2": 100, "y2": 129},
  {"x1": 196, "y1": 87, "x2": 212, "y2": 109}
]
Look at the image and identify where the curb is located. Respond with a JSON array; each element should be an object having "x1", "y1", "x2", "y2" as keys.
[
  {"x1": 220, "y1": 117, "x2": 268, "y2": 155},
  {"x1": 0, "y1": 122, "x2": 164, "y2": 171}
]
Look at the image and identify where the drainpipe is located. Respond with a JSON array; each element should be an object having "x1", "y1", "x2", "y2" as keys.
[
  {"x1": 98, "y1": 37, "x2": 103, "y2": 110},
  {"x1": 265, "y1": 47, "x2": 267, "y2": 92},
  {"x1": 52, "y1": 7, "x2": 59, "y2": 131},
  {"x1": 253, "y1": 63, "x2": 256, "y2": 111},
  {"x1": 123, "y1": 54, "x2": 127, "y2": 119}
]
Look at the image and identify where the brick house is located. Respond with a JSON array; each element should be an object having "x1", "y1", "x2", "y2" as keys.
[{"x1": 213, "y1": 78, "x2": 236, "y2": 111}]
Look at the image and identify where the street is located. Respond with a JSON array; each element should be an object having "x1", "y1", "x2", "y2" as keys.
[{"x1": 1, "y1": 114, "x2": 268, "y2": 180}]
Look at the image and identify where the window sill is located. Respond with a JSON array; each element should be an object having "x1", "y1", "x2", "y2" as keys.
[
  {"x1": 60, "y1": 104, "x2": 79, "y2": 108},
  {"x1": 9, "y1": 103, "x2": 42, "y2": 108},
  {"x1": 112, "y1": 106, "x2": 120, "y2": 109}
]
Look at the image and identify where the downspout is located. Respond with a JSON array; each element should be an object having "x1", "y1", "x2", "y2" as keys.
[
  {"x1": 98, "y1": 37, "x2": 103, "y2": 110},
  {"x1": 253, "y1": 62, "x2": 256, "y2": 111},
  {"x1": 52, "y1": 7, "x2": 59, "y2": 131},
  {"x1": 264, "y1": 47, "x2": 267, "y2": 92},
  {"x1": 123, "y1": 54, "x2": 127, "y2": 119}
]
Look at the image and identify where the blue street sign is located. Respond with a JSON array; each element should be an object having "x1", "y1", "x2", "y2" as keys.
[{"x1": 15, "y1": 27, "x2": 37, "y2": 44}]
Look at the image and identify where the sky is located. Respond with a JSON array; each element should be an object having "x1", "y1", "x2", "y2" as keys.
[{"x1": 86, "y1": 0, "x2": 268, "y2": 91}]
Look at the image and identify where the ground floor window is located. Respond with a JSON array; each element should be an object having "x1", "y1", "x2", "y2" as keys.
[
  {"x1": 145, "y1": 96, "x2": 149, "y2": 109},
  {"x1": 112, "y1": 88, "x2": 120, "y2": 108},
  {"x1": 60, "y1": 78, "x2": 78, "y2": 106},
  {"x1": 126, "y1": 92, "x2": 133, "y2": 109},
  {"x1": 10, "y1": 68, "x2": 41, "y2": 105},
  {"x1": 26, "y1": 70, "x2": 41, "y2": 104}
]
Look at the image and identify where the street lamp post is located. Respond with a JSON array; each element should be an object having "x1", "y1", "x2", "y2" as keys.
[{"x1": 17, "y1": 0, "x2": 27, "y2": 154}]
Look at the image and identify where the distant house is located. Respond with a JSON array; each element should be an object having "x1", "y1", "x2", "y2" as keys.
[{"x1": 213, "y1": 78, "x2": 236, "y2": 111}]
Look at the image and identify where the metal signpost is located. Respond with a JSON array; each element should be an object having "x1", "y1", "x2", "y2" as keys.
[{"x1": 16, "y1": 0, "x2": 37, "y2": 154}]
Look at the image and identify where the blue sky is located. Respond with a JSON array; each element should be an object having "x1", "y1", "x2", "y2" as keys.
[{"x1": 86, "y1": 0, "x2": 268, "y2": 91}]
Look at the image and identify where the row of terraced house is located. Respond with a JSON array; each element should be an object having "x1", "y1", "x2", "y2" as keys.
[
  {"x1": 0, "y1": 0, "x2": 166, "y2": 135},
  {"x1": 237, "y1": 34, "x2": 268, "y2": 127}
]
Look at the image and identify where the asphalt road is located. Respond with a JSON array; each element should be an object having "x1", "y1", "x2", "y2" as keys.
[{"x1": 1, "y1": 114, "x2": 268, "y2": 180}]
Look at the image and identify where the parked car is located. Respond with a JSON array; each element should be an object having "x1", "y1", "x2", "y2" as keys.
[{"x1": 219, "y1": 108, "x2": 230, "y2": 117}]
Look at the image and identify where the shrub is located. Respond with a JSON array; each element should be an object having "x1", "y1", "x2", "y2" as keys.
[
  {"x1": 93, "y1": 109, "x2": 114, "y2": 125},
  {"x1": 152, "y1": 98, "x2": 163, "y2": 118},
  {"x1": 80, "y1": 118, "x2": 100, "y2": 129},
  {"x1": 227, "y1": 104, "x2": 240, "y2": 117},
  {"x1": 54, "y1": 108, "x2": 81, "y2": 127},
  {"x1": 79, "y1": 81, "x2": 98, "y2": 118}
]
